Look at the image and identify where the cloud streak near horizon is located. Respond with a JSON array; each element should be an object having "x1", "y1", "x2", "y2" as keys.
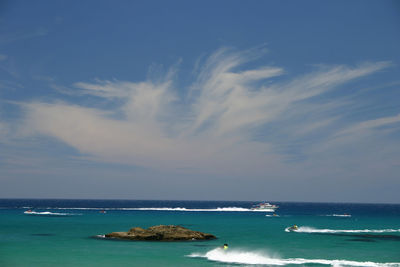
[{"x1": 16, "y1": 48, "x2": 399, "y2": 175}]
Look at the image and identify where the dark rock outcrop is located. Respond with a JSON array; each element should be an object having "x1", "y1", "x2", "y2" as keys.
[{"x1": 105, "y1": 225, "x2": 216, "y2": 241}]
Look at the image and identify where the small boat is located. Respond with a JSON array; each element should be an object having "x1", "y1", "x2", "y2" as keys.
[
  {"x1": 287, "y1": 225, "x2": 299, "y2": 232},
  {"x1": 251, "y1": 202, "x2": 278, "y2": 212}
]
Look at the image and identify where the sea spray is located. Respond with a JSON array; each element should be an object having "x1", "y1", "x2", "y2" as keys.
[
  {"x1": 285, "y1": 226, "x2": 400, "y2": 234},
  {"x1": 188, "y1": 248, "x2": 400, "y2": 266},
  {"x1": 188, "y1": 248, "x2": 284, "y2": 265}
]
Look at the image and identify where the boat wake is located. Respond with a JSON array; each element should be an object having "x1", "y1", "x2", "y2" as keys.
[
  {"x1": 323, "y1": 214, "x2": 352, "y2": 217},
  {"x1": 38, "y1": 207, "x2": 270, "y2": 212},
  {"x1": 130, "y1": 207, "x2": 252, "y2": 212},
  {"x1": 24, "y1": 211, "x2": 80, "y2": 216},
  {"x1": 285, "y1": 226, "x2": 400, "y2": 234},
  {"x1": 187, "y1": 248, "x2": 400, "y2": 266}
]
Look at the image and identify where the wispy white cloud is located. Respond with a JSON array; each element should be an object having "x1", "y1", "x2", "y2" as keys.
[
  {"x1": 0, "y1": 121, "x2": 9, "y2": 142},
  {"x1": 0, "y1": 28, "x2": 48, "y2": 45},
  {"x1": 0, "y1": 55, "x2": 19, "y2": 78},
  {"x1": 19, "y1": 48, "x2": 396, "y2": 176},
  {"x1": 337, "y1": 113, "x2": 400, "y2": 137}
]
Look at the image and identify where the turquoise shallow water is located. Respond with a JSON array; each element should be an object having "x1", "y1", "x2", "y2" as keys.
[{"x1": 0, "y1": 200, "x2": 399, "y2": 266}]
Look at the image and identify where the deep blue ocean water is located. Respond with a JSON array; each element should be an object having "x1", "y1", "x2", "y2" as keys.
[{"x1": 0, "y1": 199, "x2": 399, "y2": 266}]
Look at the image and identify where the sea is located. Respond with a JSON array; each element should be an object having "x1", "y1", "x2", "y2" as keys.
[{"x1": 0, "y1": 199, "x2": 399, "y2": 266}]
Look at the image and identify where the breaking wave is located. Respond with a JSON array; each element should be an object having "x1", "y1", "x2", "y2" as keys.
[
  {"x1": 285, "y1": 226, "x2": 400, "y2": 234},
  {"x1": 187, "y1": 248, "x2": 400, "y2": 266}
]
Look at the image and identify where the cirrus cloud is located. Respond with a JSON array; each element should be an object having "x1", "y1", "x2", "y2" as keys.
[{"x1": 20, "y1": 48, "x2": 396, "y2": 177}]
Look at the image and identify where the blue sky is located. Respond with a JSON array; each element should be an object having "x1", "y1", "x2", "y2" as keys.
[{"x1": 0, "y1": 0, "x2": 399, "y2": 202}]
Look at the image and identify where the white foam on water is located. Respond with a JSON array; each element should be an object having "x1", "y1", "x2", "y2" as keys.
[
  {"x1": 133, "y1": 207, "x2": 252, "y2": 212},
  {"x1": 50, "y1": 207, "x2": 105, "y2": 210},
  {"x1": 187, "y1": 248, "x2": 400, "y2": 266},
  {"x1": 285, "y1": 226, "x2": 400, "y2": 233},
  {"x1": 39, "y1": 207, "x2": 260, "y2": 212},
  {"x1": 252, "y1": 208, "x2": 276, "y2": 212},
  {"x1": 323, "y1": 214, "x2": 352, "y2": 217},
  {"x1": 24, "y1": 211, "x2": 80, "y2": 216}
]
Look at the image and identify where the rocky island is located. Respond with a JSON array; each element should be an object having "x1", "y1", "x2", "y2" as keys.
[{"x1": 105, "y1": 225, "x2": 217, "y2": 241}]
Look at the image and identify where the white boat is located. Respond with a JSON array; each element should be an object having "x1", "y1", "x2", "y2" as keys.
[{"x1": 251, "y1": 202, "x2": 278, "y2": 212}]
